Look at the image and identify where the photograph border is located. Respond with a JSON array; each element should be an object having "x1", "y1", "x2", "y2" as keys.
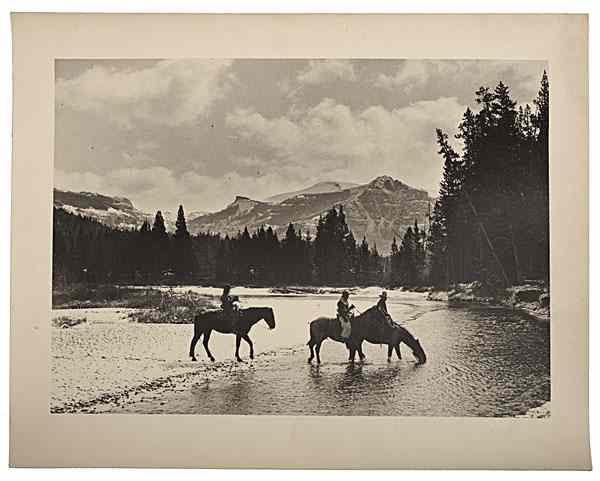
[{"x1": 10, "y1": 13, "x2": 589, "y2": 469}]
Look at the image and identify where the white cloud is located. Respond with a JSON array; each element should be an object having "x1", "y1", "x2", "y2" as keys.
[
  {"x1": 56, "y1": 59, "x2": 234, "y2": 127},
  {"x1": 375, "y1": 60, "x2": 545, "y2": 100},
  {"x1": 375, "y1": 61, "x2": 463, "y2": 92},
  {"x1": 55, "y1": 166, "x2": 297, "y2": 213},
  {"x1": 226, "y1": 97, "x2": 467, "y2": 195},
  {"x1": 296, "y1": 60, "x2": 357, "y2": 85},
  {"x1": 375, "y1": 61, "x2": 431, "y2": 92}
]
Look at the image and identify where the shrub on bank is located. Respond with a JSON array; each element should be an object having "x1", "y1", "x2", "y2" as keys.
[{"x1": 128, "y1": 289, "x2": 217, "y2": 324}]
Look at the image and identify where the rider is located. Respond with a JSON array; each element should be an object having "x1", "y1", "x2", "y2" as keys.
[
  {"x1": 377, "y1": 291, "x2": 395, "y2": 327},
  {"x1": 220, "y1": 285, "x2": 239, "y2": 330},
  {"x1": 337, "y1": 290, "x2": 355, "y2": 338}
]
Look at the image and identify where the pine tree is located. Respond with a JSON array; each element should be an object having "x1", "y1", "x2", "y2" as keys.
[
  {"x1": 173, "y1": 205, "x2": 195, "y2": 281},
  {"x1": 150, "y1": 210, "x2": 169, "y2": 281},
  {"x1": 282, "y1": 223, "x2": 302, "y2": 284},
  {"x1": 390, "y1": 236, "x2": 401, "y2": 286},
  {"x1": 398, "y1": 227, "x2": 417, "y2": 286},
  {"x1": 152, "y1": 211, "x2": 167, "y2": 238},
  {"x1": 174, "y1": 205, "x2": 189, "y2": 239}
]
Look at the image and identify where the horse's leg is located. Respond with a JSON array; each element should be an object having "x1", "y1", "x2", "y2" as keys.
[
  {"x1": 202, "y1": 329, "x2": 215, "y2": 362},
  {"x1": 235, "y1": 334, "x2": 243, "y2": 362},
  {"x1": 307, "y1": 339, "x2": 315, "y2": 363},
  {"x1": 189, "y1": 318, "x2": 203, "y2": 361},
  {"x1": 353, "y1": 341, "x2": 365, "y2": 361},
  {"x1": 387, "y1": 344, "x2": 394, "y2": 362},
  {"x1": 189, "y1": 332, "x2": 201, "y2": 361},
  {"x1": 315, "y1": 341, "x2": 322, "y2": 365},
  {"x1": 348, "y1": 345, "x2": 355, "y2": 362},
  {"x1": 395, "y1": 344, "x2": 402, "y2": 360},
  {"x1": 242, "y1": 334, "x2": 254, "y2": 360}
]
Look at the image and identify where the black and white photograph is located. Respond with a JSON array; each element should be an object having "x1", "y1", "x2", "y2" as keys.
[{"x1": 51, "y1": 58, "x2": 550, "y2": 417}]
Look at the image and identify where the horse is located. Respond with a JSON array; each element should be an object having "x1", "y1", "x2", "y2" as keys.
[
  {"x1": 307, "y1": 306, "x2": 426, "y2": 365},
  {"x1": 189, "y1": 307, "x2": 276, "y2": 362}
]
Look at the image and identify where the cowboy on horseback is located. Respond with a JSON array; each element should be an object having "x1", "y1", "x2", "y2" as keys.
[
  {"x1": 377, "y1": 291, "x2": 395, "y2": 327},
  {"x1": 221, "y1": 285, "x2": 240, "y2": 331},
  {"x1": 337, "y1": 290, "x2": 355, "y2": 338}
]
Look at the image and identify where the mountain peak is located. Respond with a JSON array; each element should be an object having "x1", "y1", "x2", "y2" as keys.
[
  {"x1": 369, "y1": 175, "x2": 401, "y2": 189},
  {"x1": 229, "y1": 195, "x2": 262, "y2": 214},
  {"x1": 233, "y1": 195, "x2": 253, "y2": 203}
]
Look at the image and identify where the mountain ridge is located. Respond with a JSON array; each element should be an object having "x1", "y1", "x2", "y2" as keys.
[
  {"x1": 189, "y1": 176, "x2": 432, "y2": 253},
  {"x1": 265, "y1": 181, "x2": 360, "y2": 204},
  {"x1": 54, "y1": 176, "x2": 432, "y2": 253}
]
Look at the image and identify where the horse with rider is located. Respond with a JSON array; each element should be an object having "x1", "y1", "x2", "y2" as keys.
[
  {"x1": 190, "y1": 284, "x2": 425, "y2": 366},
  {"x1": 309, "y1": 289, "x2": 427, "y2": 365}
]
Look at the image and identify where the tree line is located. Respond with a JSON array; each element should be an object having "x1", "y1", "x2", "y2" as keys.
[{"x1": 53, "y1": 204, "x2": 388, "y2": 287}]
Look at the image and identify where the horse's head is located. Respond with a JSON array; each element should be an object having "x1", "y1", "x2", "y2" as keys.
[
  {"x1": 263, "y1": 308, "x2": 276, "y2": 330},
  {"x1": 409, "y1": 337, "x2": 427, "y2": 365}
]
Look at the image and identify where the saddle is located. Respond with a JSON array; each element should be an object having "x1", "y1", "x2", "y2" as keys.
[
  {"x1": 220, "y1": 308, "x2": 241, "y2": 331},
  {"x1": 337, "y1": 314, "x2": 352, "y2": 338}
]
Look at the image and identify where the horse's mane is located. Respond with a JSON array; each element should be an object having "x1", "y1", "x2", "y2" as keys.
[
  {"x1": 358, "y1": 307, "x2": 416, "y2": 340},
  {"x1": 356, "y1": 305, "x2": 380, "y2": 319},
  {"x1": 394, "y1": 323, "x2": 416, "y2": 340}
]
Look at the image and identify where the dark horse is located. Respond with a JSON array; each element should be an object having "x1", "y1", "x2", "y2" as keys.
[
  {"x1": 189, "y1": 307, "x2": 276, "y2": 362},
  {"x1": 307, "y1": 306, "x2": 426, "y2": 365}
]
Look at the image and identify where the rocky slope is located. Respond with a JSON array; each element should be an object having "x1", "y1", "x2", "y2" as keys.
[{"x1": 189, "y1": 176, "x2": 432, "y2": 253}]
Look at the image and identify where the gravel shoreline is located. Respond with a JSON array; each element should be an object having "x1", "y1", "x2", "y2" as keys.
[{"x1": 518, "y1": 401, "x2": 551, "y2": 418}]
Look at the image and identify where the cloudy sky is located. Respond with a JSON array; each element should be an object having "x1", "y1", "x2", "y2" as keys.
[{"x1": 55, "y1": 59, "x2": 547, "y2": 213}]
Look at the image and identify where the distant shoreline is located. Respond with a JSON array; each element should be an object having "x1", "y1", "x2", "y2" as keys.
[{"x1": 426, "y1": 282, "x2": 550, "y2": 322}]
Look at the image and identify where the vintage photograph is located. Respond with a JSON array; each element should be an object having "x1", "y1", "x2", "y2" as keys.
[{"x1": 51, "y1": 58, "x2": 550, "y2": 417}]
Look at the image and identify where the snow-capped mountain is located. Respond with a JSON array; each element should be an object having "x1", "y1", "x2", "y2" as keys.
[{"x1": 53, "y1": 189, "x2": 204, "y2": 231}]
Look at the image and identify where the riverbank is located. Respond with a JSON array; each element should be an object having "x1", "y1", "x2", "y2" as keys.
[{"x1": 427, "y1": 282, "x2": 550, "y2": 322}]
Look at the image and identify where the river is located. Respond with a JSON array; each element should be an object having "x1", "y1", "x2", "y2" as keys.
[{"x1": 51, "y1": 287, "x2": 550, "y2": 416}]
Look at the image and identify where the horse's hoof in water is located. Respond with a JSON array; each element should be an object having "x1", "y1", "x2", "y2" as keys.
[
  {"x1": 209, "y1": 357, "x2": 215, "y2": 362},
  {"x1": 236, "y1": 357, "x2": 244, "y2": 363},
  {"x1": 191, "y1": 356, "x2": 197, "y2": 362},
  {"x1": 387, "y1": 357, "x2": 392, "y2": 362},
  {"x1": 307, "y1": 357, "x2": 313, "y2": 364}
]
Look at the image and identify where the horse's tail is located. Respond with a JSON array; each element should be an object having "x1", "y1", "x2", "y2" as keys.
[{"x1": 307, "y1": 319, "x2": 315, "y2": 345}]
